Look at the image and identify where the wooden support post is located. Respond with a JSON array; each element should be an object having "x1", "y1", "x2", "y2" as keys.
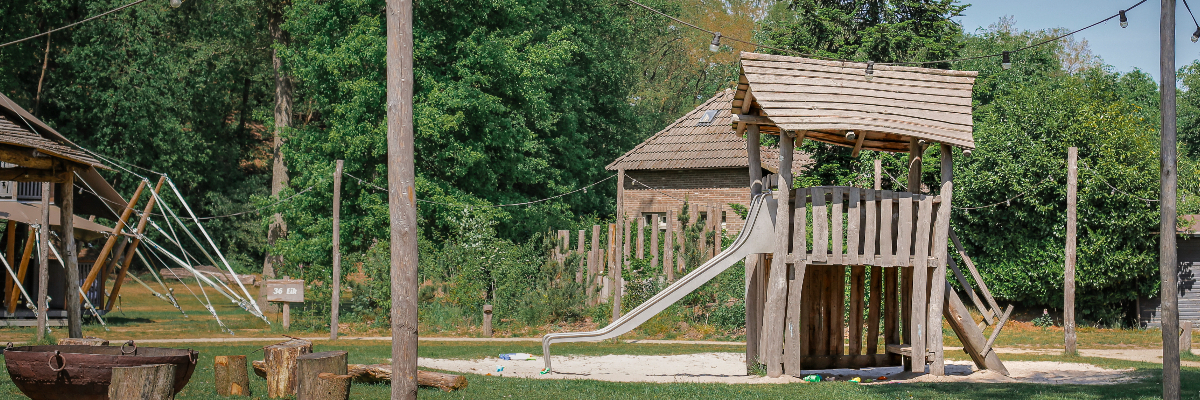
[
  {"x1": 748, "y1": 124, "x2": 762, "y2": 199},
  {"x1": 849, "y1": 265, "x2": 865, "y2": 355},
  {"x1": 1182, "y1": 321, "x2": 1193, "y2": 354},
  {"x1": 215, "y1": 355, "x2": 252, "y2": 396},
  {"x1": 1065, "y1": 147, "x2": 1078, "y2": 355},
  {"x1": 35, "y1": 182, "x2": 48, "y2": 342},
  {"x1": 950, "y1": 230, "x2": 1002, "y2": 314},
  {"x1": 943, "y1": 282, "x2": 1009, "y2": 375},
  {"x1": 7, "y1": 226, "x2": 35, "y2": 314},
  {"x1": 763, "y1": 131, "x2": 794, "y2": 377},
  {"x1": 297, "y1": 351, "x2": 349, "y2": 400},
  {"x1": 875, "y1": 159, "x2": 882, "y2": 190},
  {"x1": 106, "y1": 177, "x2": 166, "y2": 311},
  {"x1": 926, "y1": 144, "x2": 954, "y2": 375},
  {"x1": 265, "y1": 338, "x2": 314, "y2": 398},
  {"x1": 332, "y1": 160, "x2": 343, "y2": 340},
  {"x1": 608, "y1": 222, "x2": 617, "y2": 305},
  {"x1": 62, "y1": 171, "x2": 82, "y2": 338},
  {"x1": 4, "y1": 220, "x2": 14, "y2": 309},
  {"x1": 108, "y1": 364, "x2": 176, "y2": 400},
  {"x1": 866, "y1": 266, "x2": 882, "y2": 354},
  {"x1": 637, "y1": 216, "x2": 646, "y2": 259},
  {"x1": 483, "y1": 304, "x2": 493, "y2": 337},
  {"x1": 745, "y1": 255, "x2": 760, "y2": 368},
  {"x1": 576, "y1": 230, "x2": 585, "y2": 284},
  {"x1": 385, "y1": 0, "x2": 420, "y2": 395},
  {"x1": 80, "y1": 181, "x2": 146, "y2": 306},
  {"x1": 649, "y1": 215, "x2": 658, "y2": 270},
  {"x1": 665, "y1": 210, "x2": 675, "y2": 281},
  {"x1": 590, "y1": 225, "x2": 600, "y2": 304}
]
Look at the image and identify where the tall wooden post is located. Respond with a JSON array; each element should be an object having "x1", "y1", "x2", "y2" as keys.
[
  {"x1": 874, "y1": 159, "x2": 882, "y2": 190},
  {"x1": 763, "y1": 131, "x2": 794, "y2": 377},
  {"x1": 1160, "y1": 0, "x2": 1181, "y2": 397},
  {"x1": 745, "y1": 123, "x2": 762, "y2": 370},
  {"x1": 637, "y1": 217, "x2": 646, "y2": 259},
  {"x1": 906, "y1": 137, "x2": 924, "y2": 372},
  {"x1": 611, "y1": 222, "x2": 621, "y2": 316},
  {"x1": 61, "y1": 170, "x2": 81, "y2": 338},
  {"x1": 5, "y1": 220, "x2": 14, "y2": 308},
  {"x1": 332, "y1": 160, "x2": 343, "y2": 340},
  {"x1": 928, "y1": 144, "x2": 954, "y2": 375},
  {"x1": 665, "y1": 210, "x2": 675, "y2": 282},
  {"x1": 576, "y1": 230, "x2": 584, "y2": 284},
  {"x1": 1065, "y1": 147, "x2": 1078, "y2": 355},
  {"x1": 649, "y1": 214, "x2": 658, "y2": 269},
  {"x1": 35, "y1": 182, "x2": 49, "y2": 341},
  {"x1": 385, "y1": 0, "x2": 418, "y2": 395},
  {"x1": 590, "y1": 225, "x2": 600, "y2": 304}
]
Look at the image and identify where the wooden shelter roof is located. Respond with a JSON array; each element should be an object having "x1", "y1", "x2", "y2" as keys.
[
  {"x1": 732, "y1": 52, "x2": 978, "y2": 153},
  {"x1": 0, "y1": 93, "x2": 106, "y2": 170},
  {"x1": 607, "y1": 89, "x2": 811, "y2": 174}
]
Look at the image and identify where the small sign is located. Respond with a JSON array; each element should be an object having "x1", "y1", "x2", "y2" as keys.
[{"x1": 265, "y1": 279, "x2": 305, "y2": 303}]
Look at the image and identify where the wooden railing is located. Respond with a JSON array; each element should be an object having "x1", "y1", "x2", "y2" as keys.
[{"x1": 781, "y1": 186, "x2": 950, "y2": 268}]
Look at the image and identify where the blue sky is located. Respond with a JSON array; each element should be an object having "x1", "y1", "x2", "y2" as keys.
[{"x1": 955, "y1": 0, "x2": 1200, "y2": 82}]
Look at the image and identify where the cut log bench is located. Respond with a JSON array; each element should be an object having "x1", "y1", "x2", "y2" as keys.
[
  {"x1": 297, "y1": 351, "x2": 348, "y2": 400},
  {"x1": 263, "y1": 339, "x2": 313, "y2": 398},
  {"x1": 109, "y1": 364, "x2": 176, "y2": 400},
  {"x1": 214, "y1": 355, "x2": 251, "y2": 396}
]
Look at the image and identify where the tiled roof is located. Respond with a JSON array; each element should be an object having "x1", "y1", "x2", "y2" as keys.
[
  {"x1": 0, "y1": 93, "x2": 106, "y2": 169},
  {"x1": 607, "y1": 89, "x2": 810, "y2": 174}
]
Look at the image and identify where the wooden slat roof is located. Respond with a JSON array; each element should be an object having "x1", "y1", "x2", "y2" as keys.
[
  {"x1": 0, "y1": 93, "x2": 106, "y2": 169},
  {"x1": 733, "y1": 52, "x2": 978, "y2": 152},
  {"x1": 607, "y1": 89, "x2": 810, "y2": 173}
]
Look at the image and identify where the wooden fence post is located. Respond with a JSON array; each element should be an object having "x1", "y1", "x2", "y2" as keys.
[
  {"x1": 665, "y1": 210, "x2": 675, "y2": 281},
  {"x1": 590, "y1": 225, "x2": 601, "y2": 305},
  {"x1": 1065, "y1": 147, "x2": 1078, "y2": 355},
  {"x1": 215, "y1": 355, "x2": 252, "y2": 396},
  {"x1": 483, "y1": 304, "x2": 493, "y2": 337},
  {"x1": 1183, "y1": 321, "x2": 1193, "y2": 354},
  {"x1": 109, "y1": 364, "x2": 176, "y2": 400},
  {"x1": 637, "y1": 216, "x2": 646, "y2": 259},
  {"x1": 332, "y1": 160, "x2": 343, "y2": 341},
  {"x1": 650, "y1": 214, "x2": 659, "y2": 272},
  {"x1": 576, "y1": 230, "x2": 585, "y2": 284}
]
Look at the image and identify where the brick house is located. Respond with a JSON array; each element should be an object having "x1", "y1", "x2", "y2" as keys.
[{"x1": 606, "y1": 89, "x2": 810, "y2": 236}]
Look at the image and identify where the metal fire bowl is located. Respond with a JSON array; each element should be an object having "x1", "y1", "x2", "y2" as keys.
[{"x1": 2, "y1": 342, "x2": 199, "y2": 400}]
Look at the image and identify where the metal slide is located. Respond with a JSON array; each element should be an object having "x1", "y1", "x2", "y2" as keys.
[{"x1": 541, "y1": 193, "x2": 778, "y2": 372}]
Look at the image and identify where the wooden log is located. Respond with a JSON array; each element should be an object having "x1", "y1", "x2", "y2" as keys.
[
  {"x1": 256, "y1": 362, "x2": 468, "y2": 391},
  {"x1": 1065, "y1": 147, "x2": 1078, "y2": 355},
  {"x1": 35, "y1": 182, "x2": 49, "y2": 342},
  {"x1": 298, "y1": 351, "x2": 348, "y2": 400},
  {"x1": 308, "y1": 373, "x2": 351, "y2": 400},
  {"x1": 108, "y1": 363, "x2": 176, "y2": 400},
  {"x1": 58, "y1": 337, "x2": 108, "y2": 346},
  {"x1": 215, "y1": 355, "x2": 252, "y2": 396},
  {"x1": 909, "y1": 195, "x2": 932, "y2": 373},
  {"x1": 264, "y1": 338, "x2": 314, "y2": 398},
  {"x1": 927, "y1": 144, "x2": 954, "y2": 375},
  {"x1": 331, "y1": 160, "x2": 344, "y2": 341},
  {"x1": 62, "y1": 170, "x2": 81, "y2": 338}
]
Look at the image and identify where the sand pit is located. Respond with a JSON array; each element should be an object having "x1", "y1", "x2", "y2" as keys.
[{"x1": 419, "y1": 352, "x2": 1140, "y2": 385}]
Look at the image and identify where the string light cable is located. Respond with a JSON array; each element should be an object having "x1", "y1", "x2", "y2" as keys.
[
  {"x1": 952, "y1": 175, "x2": 1056, "y2": 210},
  {"x1": 344, "y1": 170, "x2": 617, "y2": 208},
  {"x1": 1079, "y1": 160, "x2": 1159, "y2": 203},
  {"x1": 1184, "y1": 0, "x2": 1200, "y2": 42},
  {"x1": 0, "y1": 0, "x2": 161, "y2": 49}
]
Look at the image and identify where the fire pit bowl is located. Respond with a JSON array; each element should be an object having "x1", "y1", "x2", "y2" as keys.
[{"x1": 2, "y1": 341, "x2": 198, "y2": 400}]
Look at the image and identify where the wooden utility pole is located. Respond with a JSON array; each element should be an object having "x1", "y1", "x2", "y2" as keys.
[
  {"x1": 61, "y1": 171, "x2": 80, "y2": 338},
  {"x1": 385, "y1": 0, "x2": 419, "y2": 396},
  {"x1": 1160, "y1": 0, "x2": 1181, "y2": 397},
  {"x1": 332, "y1": 160, "x2": 343, "y2": 340},
  {"x1": 35, "y1": 182, "x2": 48, "y2": 341},
  {"x1": 1065, "y1": 147, "x2": 1078, "y2": 355}
]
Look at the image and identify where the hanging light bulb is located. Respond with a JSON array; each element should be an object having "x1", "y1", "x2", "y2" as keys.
[
  {"x1": 1119, "y1": 10, "x2": 1128, "y2": 28},
  {"x1": 169, "y1": 0, "x2": 182, "y2": 7},
  {"x1": 710, "y1": 32, "x2": 722, "y2": 52},
  {"x1": 1192, "y1": 26, "x2": 1200, "y2": 43},
  {"x1": 1002, "y1": 51, "x2": 1012, "y2": 70}
]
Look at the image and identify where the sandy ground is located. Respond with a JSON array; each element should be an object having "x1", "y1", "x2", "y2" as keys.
[{"x1": 418, "y1": 352, "x2": 1141, "y2": 385}]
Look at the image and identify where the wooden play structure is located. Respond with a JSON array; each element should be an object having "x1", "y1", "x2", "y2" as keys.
[{"x1": 543, "y1": 52, "x2": 1009, "y2": 378}]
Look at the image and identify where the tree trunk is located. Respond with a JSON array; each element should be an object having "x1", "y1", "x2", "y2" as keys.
[
  {"x1": 108, "y1": 364, "x2": 176, "y2": 400},
  {"x1": 297, "y1": 351, "x2": 348, "y2": 400},
  {"x1": 308, "y1": 373, "x2": 351, "y2": 400},
  {"x1": 214, "y1": 355, "x2": 252, "y2": 396},
  {"x1": 263, "y1": 0, "x2": 292, "y2": 280},
  {"x1": 264, "y1": 339, "x2": 312, "y2": 398}
]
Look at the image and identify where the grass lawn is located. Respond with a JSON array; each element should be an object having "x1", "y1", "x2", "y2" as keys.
[{"x1": 0, "y1": 340, "x2": 1195, "y2": 399}]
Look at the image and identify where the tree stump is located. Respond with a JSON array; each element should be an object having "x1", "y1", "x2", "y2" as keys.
[
  {"x1": 214, "y1": 355, "x2": 251, "y2": 396},
  {"x1": 297, "y1": 351, "x2": 348, "y2": 400},
  {"x1": 108, "y1": 364, "x2": 176, "y2": 400},
  {"x1": 309, "y1": 373, "x2": 351, "y2": 400},
  {"x1": 58, "y1": 337, "x2": 108, "y2": 346},
  {"x1": 264, "y1": 339, "x2": 313, "y2": 398}
]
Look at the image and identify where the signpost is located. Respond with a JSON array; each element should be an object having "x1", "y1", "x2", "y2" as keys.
[{"x1": 265, "y1": 279, "x2": 304, "y2": 329}]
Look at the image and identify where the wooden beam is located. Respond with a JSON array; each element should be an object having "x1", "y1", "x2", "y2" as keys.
[
  {"x1": 943, "y1": 282, "x2": 1009, "y2": 375},
  {"x1": 79, "y1": 180, "x2": 146, "y2": 305},
  {"x1": 105, "y1": 177, "x2": 165, "y2": 311},
  {"x1": 740, "y1": 90, "x2": 755, "y2": 114},
  {"x1": 35, "y1": 182, "x2": 49, "y2": 342},
  {"x1": 7, "y1": 226, "x2": 35, "y2": 314},
  {"x1": 0, "y1": 145, "x2": 55, "y2": 169},
  {"x1": 0, "y1": 167, "x2": 71, "y2": 183},
  {"x1": 62, "y1": 170, "x2": 82, "y2": 338},
  {"x1": 763, "y1": 131, "x2": 794, "y2": 377},
  {"x1": 927, "y1": 144, "x2": 954, "y2": 375},
  {"x1": 731, "y1": 113, "x2": 774, "y2": 126}
]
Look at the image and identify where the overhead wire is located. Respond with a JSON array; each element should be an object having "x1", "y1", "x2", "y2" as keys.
[
  {"x1": 0, "y1": 0, "x2": 151, "y2": 49},
  {"x1": 344, "y1": 170, "x2": 616, "y2": 208}
]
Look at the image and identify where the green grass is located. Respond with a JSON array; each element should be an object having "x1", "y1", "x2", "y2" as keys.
[{"x1": 0, "y1": 341, "x2": 1194, "y2": 399}]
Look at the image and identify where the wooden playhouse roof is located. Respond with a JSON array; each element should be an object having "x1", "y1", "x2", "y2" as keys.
[
  {"x1": 607, "y1": 89, "x2": 810, "y2": 174},
  {"x1": 732, "y1": 52, "x2": 978, "y2": 152}
]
